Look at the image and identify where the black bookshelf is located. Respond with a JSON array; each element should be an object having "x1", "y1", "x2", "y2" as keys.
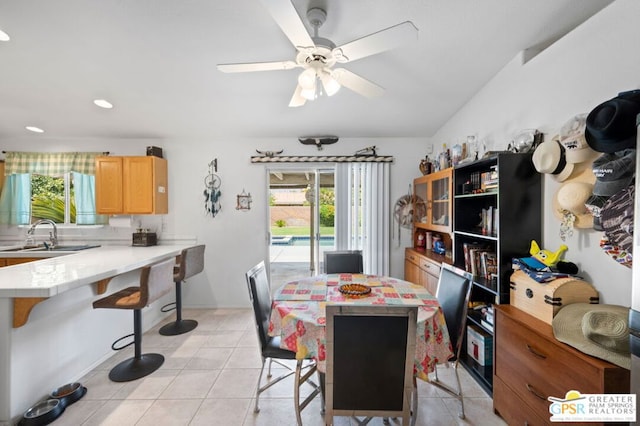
[{"x1": 453, "y1": 152, "x2": 542, "y2": 394}]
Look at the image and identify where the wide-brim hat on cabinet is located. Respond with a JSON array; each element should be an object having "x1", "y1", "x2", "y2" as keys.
[
  {"x1": 532, "y1": 135, "x2": 574, "y2": 182},
  {"x1": 560, "y1": 113, "x2": 597, "y2": 164},
  {"x1": 552, "y1": 303, "x2": 631, "y2": 369},
  {"x1": 553, "y1": 180, "x2": 594, "y2": 229},
  {"x1": 585, "y1": 90, "x2": 640, "y2": 153}
]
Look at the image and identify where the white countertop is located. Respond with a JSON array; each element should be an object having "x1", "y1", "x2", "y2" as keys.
[{"x1": 0, "y1": 244, "x2": 192, "y2": 298}]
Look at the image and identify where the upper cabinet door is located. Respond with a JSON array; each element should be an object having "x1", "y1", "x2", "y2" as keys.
[
  {"x1": 413, "y1": 167, "x2": 452, "y2": 234},
  {"x1": 123, "y1": 156, "x2": 168, "y2": 214},
  {"x1": 123, "y1": 157, "x2": 154, "y2": 214},
  {"x1": 96, "y1": 156, "x2": 168, "y2": 215},
  {"x1": 95, "y1": 157, "x2": 124, "y2": 214}
]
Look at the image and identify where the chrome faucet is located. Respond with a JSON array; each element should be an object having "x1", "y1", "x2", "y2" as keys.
[{"x1": 27, "y1": 219, "x2": 58, "y2": 248}]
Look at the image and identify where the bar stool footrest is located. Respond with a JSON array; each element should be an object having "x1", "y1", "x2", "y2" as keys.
[
  {"x1": 109, "y1": 353, "x2": 165, "y2": 382},
  {"x1": 160, "y1": 301, "x2": 176, "y2": 313},
  {"x1": 111, "y1": 333, "x2": 135, "y2": 351},
  {"x1": 159, "y1": 319, "x2": 198, "y2": 336}
]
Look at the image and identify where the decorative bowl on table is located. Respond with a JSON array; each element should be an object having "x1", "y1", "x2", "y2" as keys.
[{"x1": 338, "y1": 283, "x2": 371, "y2": 298}]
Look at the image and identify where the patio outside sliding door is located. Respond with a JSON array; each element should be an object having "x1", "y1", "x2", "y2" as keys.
[{"x1": 267, "y1": 167, "x2": 336, "y2": 288}]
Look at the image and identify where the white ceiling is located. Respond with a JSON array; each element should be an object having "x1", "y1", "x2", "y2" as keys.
[{"x1": 0, "y1": 0, "x2": 614, "y2": 141}]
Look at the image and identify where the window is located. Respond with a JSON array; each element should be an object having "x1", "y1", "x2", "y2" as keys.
[
  {"x1": 31, "y1": 174, "x2": 75, "y2": 224},
  {"x1": 0, "y1": 152, "x2": 107, "y2": 225}
]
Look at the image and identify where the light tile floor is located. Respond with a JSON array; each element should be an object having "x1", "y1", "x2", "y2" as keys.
[{"x1": 50, "y1": 308, "x2": 507, "y2": 426}]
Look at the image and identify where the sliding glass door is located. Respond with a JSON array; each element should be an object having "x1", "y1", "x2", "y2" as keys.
[{"x1": 267, "y1": 167, "x2": 335, "y2": 288}]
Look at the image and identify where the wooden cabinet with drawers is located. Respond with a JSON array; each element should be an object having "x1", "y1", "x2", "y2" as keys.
[
  {"x1": 95, "y1": 156, "x2": 168, "y2": 214},
  {"x1": 404, "y1": 248, "x2": 449, "y2": 295},
  {"x1": 494, "y1": 305, "x2": 630, "y2": 426}
]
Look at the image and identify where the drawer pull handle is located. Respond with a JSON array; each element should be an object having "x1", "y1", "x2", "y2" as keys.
[
  {"x1": 526, "y1": 344, "x2": 547, "y2": 359},
  {"x1": 526, "y1": 383, "x2": 546, "y2": 401}
]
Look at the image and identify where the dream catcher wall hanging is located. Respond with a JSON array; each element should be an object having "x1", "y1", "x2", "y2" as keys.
[
  {"x1": 393, "y1": 187, "x2": 425, "y2": 245},
  {"x1": 204, "y1": 159, "x2": 222, "y2": 217}
]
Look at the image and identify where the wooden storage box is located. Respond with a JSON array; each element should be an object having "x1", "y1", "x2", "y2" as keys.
[{"x1": 509, "y1": 270, "x2": 599, "y2": 324}]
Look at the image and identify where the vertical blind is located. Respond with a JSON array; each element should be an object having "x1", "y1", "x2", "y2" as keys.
[{"x1": 335, "y1": 162, "x2": 390, "y2": 275}]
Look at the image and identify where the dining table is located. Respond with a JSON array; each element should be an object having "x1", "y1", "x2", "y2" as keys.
[{"x1": 268, "y1": 273, "x2": 454, "y2": 381}]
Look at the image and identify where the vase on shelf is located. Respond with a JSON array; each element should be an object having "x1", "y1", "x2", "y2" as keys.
[{"x1": 419, "y1": 157, "x2": 432, "y2": 175}]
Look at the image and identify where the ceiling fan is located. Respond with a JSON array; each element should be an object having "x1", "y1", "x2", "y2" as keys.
[{"x1": 217, "y1": 0, "x2": 418, "y2": 107}]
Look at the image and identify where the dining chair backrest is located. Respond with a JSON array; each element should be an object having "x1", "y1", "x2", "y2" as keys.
[
  {"x1": 325, "y1": 304, "x2": 417, "y2": 423},
  {"x1": 435, "y1": 263, "x2": 472, "y2": 360},
  {"x1": 175, "y1": 244, "x2": 206, "y2": 282},
  {"x1": 245, "y1": 261, "x2": 272, "y2": 351},
  {"x1": 324, "y1": 250, "x2": 364, "y2": 274}
]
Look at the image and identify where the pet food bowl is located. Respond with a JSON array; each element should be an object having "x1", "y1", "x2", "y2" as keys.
[
  {"x1": 50, "y1": 382, "x2": 86, "y2": 408},
  {"x1": 21, "y1": 399, "x2": 64, "y2": 426}
]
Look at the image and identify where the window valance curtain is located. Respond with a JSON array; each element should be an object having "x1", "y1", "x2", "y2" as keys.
[{"x1": 4, "y1": 152, "x2": 103, "y2": 176}]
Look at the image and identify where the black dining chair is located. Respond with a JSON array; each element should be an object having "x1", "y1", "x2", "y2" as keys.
[
  {"x1": 324, "y1": 304, "x2": 418, "y2": 426},
  {"x1": 159, "y1": 244, "x2": 205, "y2": 336},
  {"x1": 245, "y1": 261, "x2": 322, "y2": 425},
  {"x1": 427, "y1": 263, "x2": 472, "y2": 419},
  {"x1": 323, "y1": 250, "x2": 363, "y2": 274},
  {"x1": 92, "y1": 257, "x2": 175, "y2": 382}
]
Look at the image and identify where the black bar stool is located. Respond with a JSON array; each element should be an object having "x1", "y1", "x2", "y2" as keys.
[
  {"x1": 159, "y1": 244, "x2": 206, "y2": 336},
  {"x1": 92, "y1": 257, "x2": 175, "y2": 382}
]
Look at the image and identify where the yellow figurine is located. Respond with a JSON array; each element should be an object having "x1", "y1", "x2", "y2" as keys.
[{"x1": 530, "y1": 240, "x2": 568, "y2": 267}]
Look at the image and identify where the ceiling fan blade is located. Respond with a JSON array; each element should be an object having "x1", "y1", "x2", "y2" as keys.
[
  {"x1": 217, "y1": 60, "x2": 299, "y2": 73},
  {"x1": 331, "y1": 68, "x2": 384, "y2": 98},
  {"x1": 333, "y1": 21, "x2": 418, "y2": 63},
  {"x1": 259, "y1": 0, "x2": 315, "y2": 51},
  {"x1": 288, "y1": 84, "x2": 307, "y2": 107}
]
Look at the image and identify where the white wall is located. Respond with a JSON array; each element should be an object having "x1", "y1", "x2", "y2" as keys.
[
  {"x1": 431, "y1": 0, "x2": 640, "y2": 305},
  {"x1": 0, "y1": 136, "x2": 429, "y2": 308}
]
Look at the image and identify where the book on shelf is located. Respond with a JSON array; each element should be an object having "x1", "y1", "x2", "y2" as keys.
[
  {"x1": 468, "y1": 247, "x2": 486, "y2": 277},
  {"x1": 462, "y1": 242, "x2": 484, "y2": 274},
  {"x1": 480, "y1": 206, "x2": 494, "y2": 235},
  {"x1": 481, "y1": 319, "x2": 494, "y2": 333},
  {"x1": 482, "y1": 252, "x2": 498, "y2": 280}
]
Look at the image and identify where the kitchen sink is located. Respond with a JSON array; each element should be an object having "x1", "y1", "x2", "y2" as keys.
[
  {"x1": 0, "y1": 244, "x2": 100, "y2": 252},
  {"x1": 0, "y1": 245, "x2": 41, "y2": 252},
  {"x1": 29, "y1": 244, "x2": 101, "y2": 252}
]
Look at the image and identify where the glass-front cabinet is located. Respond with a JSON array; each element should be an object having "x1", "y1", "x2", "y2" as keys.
[{"x1": 413, "y1": 167, "x2": 452, "y2": 235}]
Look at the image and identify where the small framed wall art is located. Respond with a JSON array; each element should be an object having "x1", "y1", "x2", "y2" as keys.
[{"x1": 236, "y1": 189, "x2": 252, "y2": 211}]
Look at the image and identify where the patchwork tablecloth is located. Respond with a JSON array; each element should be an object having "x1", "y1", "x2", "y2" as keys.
[{"x1": 269, "y1": 273, "x2": 454, "y2": 381}]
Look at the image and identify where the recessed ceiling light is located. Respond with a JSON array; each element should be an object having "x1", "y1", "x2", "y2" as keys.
[
  {"x1": 25, "y1": 126, "x2": 44, "y2": 133},
  {"x1": 0, "y1": 29, "x2": 9, "y2": 42},
  {"x1": 93, "y1": 99, "x2": 113, "y2": 109}
]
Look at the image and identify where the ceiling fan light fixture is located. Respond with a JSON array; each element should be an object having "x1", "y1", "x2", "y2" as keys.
[
  {"x1": 320, "y1": 71, "x2": 340, "y2": 96},
  {"x1": 298, "y1": 68, "x2": 317, "y2": 90},
  {"x1": 300, "y1": 86, "x2": 317, "y2": 101}
]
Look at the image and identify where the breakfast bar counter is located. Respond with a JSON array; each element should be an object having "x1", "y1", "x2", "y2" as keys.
[
  {"x1": 0, "y1": 244, "x2": 196, "y2": 424},
  {"x1": 0, "y1": 245, "x2": 193, "y2": 297}
]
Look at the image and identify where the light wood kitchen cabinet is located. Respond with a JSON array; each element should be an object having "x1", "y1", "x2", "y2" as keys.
[
  {"x1": 1, "y1": 258, "x2": 40, "y2": 266},
  {"x1": 404, "y1": 248, "x2": 446, "y2": 295},
  {"x1": 96, "y1": 156, "x2": 168, "y2": 214},
  {"x1": 413, "y1": 167, "x2": 452, "y2": 235},
  {"x1": 494, "y1": 305, "x2": 630, "y2": 426}
]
